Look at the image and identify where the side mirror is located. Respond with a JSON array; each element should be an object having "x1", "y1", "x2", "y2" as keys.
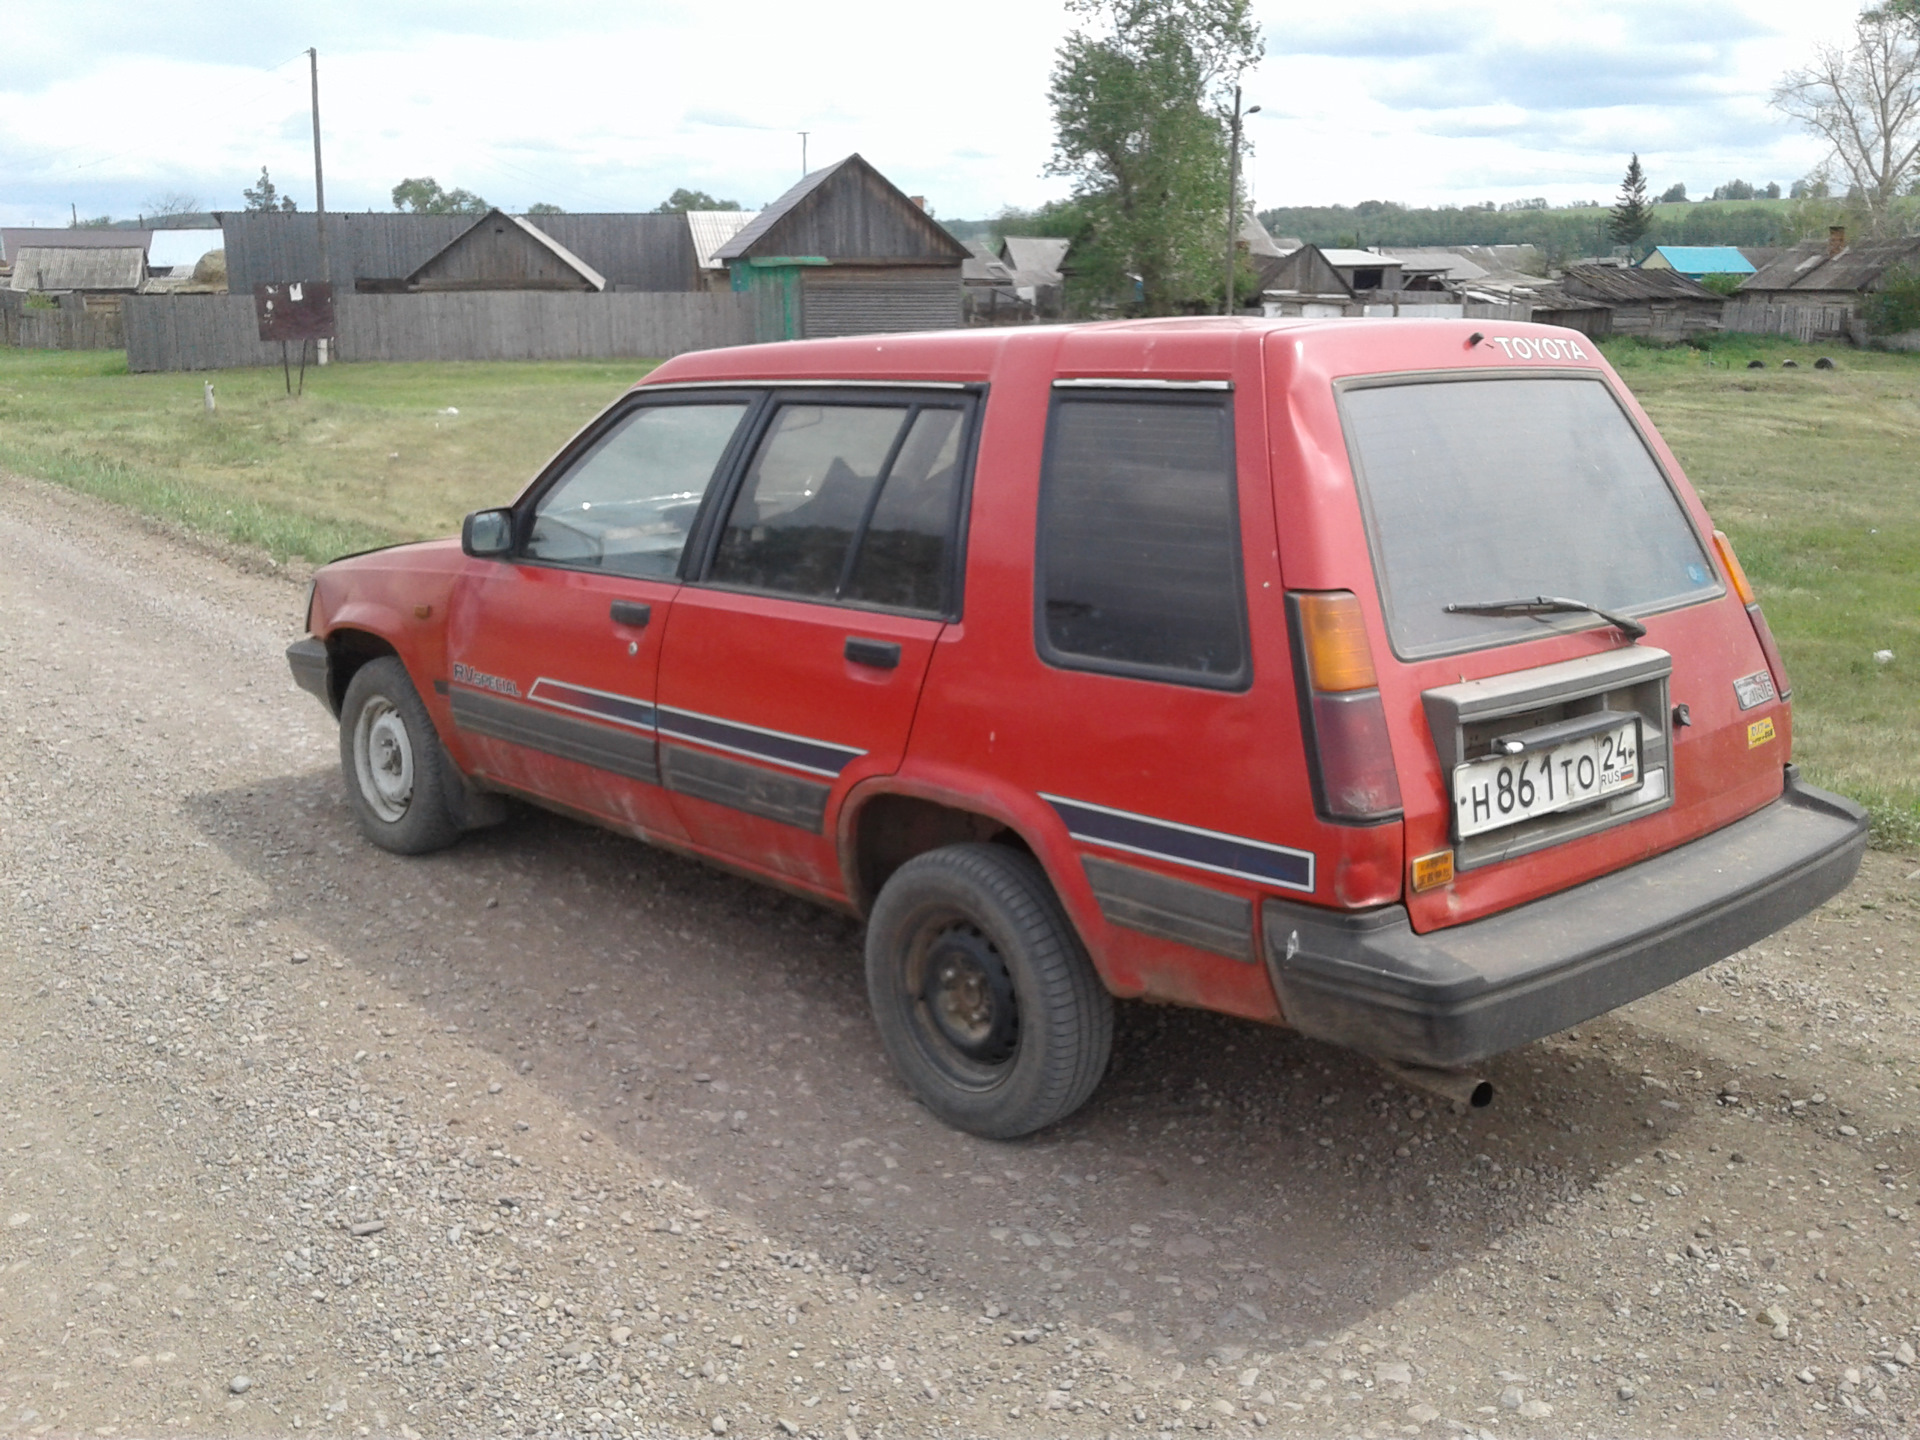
[{"x1": 462, "y1": 508, "x2": 513, "y2": 558}]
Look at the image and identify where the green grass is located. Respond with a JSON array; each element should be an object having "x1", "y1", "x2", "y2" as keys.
[
  {"x1": 3, "y1": 338, "x2": 1917, "y2": 846},
  {"x1": 1600, "y1": 335, "x2": 1920, "y2": 848},
  {"x1": 0, "y1": 349, "x2": 658, "y2": 563}
]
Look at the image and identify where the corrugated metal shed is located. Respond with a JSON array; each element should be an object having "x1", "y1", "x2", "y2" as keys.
[
  {"x1": 687, "y1": 211, "x2": 758, "y2": 271},
  {"x1": 1643, "y1": 245, "x2": 1755, "y2": 276},
  {"x1": 405, "y1": 209, "x2": 607, "y2": 292},
  {"x1": 2, "y1": 228, "x2": 153, "y2": 263},
  {"x1": 8, "y1": 247, "x2": 146, "y2": 292}
]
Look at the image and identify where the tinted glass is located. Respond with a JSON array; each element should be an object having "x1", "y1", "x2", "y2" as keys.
[
  {"x1": 1340, "y1": 377, "x2": 1718, "y2": 657},
  {"x1": 1038, "y1": 397, "x2": 1248, "y2": 683},
  {"x1": 526, "y1": 403, "x2": 747, "y2": 578},
  {"x1": 842, "y1": 407, "x2": 966, "y2": 613},
  {"x1": 710, "y1": 405, "x2": 908, "y2": 600}
]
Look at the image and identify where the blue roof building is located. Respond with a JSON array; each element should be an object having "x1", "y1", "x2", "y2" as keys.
[{"x1": 1641, "y1": 245, "x2": 1756, "y2": 278}]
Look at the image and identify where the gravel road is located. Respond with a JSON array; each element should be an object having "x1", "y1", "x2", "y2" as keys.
[{"x1": 2, "y1": 471, "x2": 1917, "y2": 1440}]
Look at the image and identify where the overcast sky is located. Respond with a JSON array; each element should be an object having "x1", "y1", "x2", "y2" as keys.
[{"x1": 0, "y1": 0, "x2": 1869, "y2": 227}]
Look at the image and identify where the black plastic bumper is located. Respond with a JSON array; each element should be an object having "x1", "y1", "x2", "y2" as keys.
[
  {"x1": 286, "y1": 637, "x2": 333, "y2": 714},
  {"x1": 1263, "y1": 767, "x2": 1869, "y2": 1069}
]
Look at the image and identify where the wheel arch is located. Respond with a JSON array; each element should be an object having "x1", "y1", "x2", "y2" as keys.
[
  {"x1": 322, "y1": 625, "x2": 401, "y2": 716},
  {"x1": 836, "y1": 772, "x2": 1123, "y2": 995}
]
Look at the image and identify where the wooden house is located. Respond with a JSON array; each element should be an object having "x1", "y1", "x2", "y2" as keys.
[
  {"x1": 1729, "y1": 228, "x2": 1920, "y2": 342},
  {"x1": 1557, "y1": 264, "x2": 1723, "y2": 341},
  {"x1": 714, "y1": 154, "x2": 968, "y2": 338},
  {"x1": 405, "y1": 210, "x2": 607, "y2": 292}
]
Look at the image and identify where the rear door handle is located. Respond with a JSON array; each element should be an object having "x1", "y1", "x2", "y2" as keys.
[
  {"x1": 610, "y1": 601, "x2": 652, "y2": 628},
  {"x1": 844, "y1": 637, "x2": 901, "y2": 670}
]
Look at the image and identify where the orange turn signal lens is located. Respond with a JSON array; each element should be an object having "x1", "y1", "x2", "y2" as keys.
[
  {"x1": 1294, "y1": 591, "x2": 1378, "y2": 693},
  {"x1": 1410, "y1": 849, "x2": 1455, "y2": 892},
  {"x1": 1712, "y1": 530, "x2": 1756, "y2": 607}
]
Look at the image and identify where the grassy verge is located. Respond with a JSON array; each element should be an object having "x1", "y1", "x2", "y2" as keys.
[
  {"x1": 0, "y1": 349, "x2": 657, "y2": 564},
  {"x1": 4, "y1": 338, "x2": 1916, "y2": 847},
  {"x1": 1600, "y1": 335, "x2": 1920, "y2": 848}
]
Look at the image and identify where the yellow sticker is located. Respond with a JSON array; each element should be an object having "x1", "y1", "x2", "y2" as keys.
[{"x1": 1748, "y1": 717, "x2": 1776, "y2": 748}]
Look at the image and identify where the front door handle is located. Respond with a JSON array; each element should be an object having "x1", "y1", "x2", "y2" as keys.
[
  {"x1": 844, "y1": 637, "x2": 901, "y2": 670},
  {"x1": 610, "y1": 601, "x2": 652, "y2": 628}
]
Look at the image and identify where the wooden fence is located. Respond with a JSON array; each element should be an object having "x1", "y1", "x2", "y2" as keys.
[
  {"x1": 1721, "y1": 298, "x2": 1856, "y2": 344},
  {"x1": 123, "y1": 291, "x2": 760, "y2": 372},
  {"x1": 0, "y1": 291, "x2": 125, "y2": 349}
]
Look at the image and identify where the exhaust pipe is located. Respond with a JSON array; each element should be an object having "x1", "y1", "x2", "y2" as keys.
[{"x1": 1374, "y1": 1057, "x2": 1493, "y2": 1109}]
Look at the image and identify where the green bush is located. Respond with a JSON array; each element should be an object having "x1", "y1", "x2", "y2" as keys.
[
  {"x1": 1862, "y1": 265, "x2": 1920, "y2": 335},
  {"x1": 1699, "y1": 272, "x2": 1746, "y2": 296}
]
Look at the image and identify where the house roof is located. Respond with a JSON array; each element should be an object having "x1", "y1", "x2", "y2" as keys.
[
  {"x1": 1318, "y1": 248, "x2": 1403, "y2": 269},
  {"x1": 999, "y1": 235, "x2": 1069, "y2": 284},
  {"x1": 1260, "y1": 244, "x2": 1357, "y2": 300},
  {"x1": 714, "y1": 153, "x2": 969, "y2": 264},
  {"x1": 1237, "y1": 211, "x2": 1286, "y2": 259},
  {"x1": 1384, "y1": 248, "x2": 1490, "y2": 282},
  {"x1": 1644, "y1": 245, "x2": 1755, "y2": 275},
  {"x1": 8, "y1": 246, "x2": 146, "y2": 292},
  {"x1": 1741, "y1": 237, "x2": 1920, "y2": 294},
  {"x1": 404, "y1": 209, "x2": 607, "y2": 291},
  {"x1": 686, "y1": 210, "x2": 758, "y2": 270},
  {"x1": 3, "y1": 227, "x2": 154, "y2": 263},
  {"x1": 1559, "y1": 263, "x2": 1720, "y2": 303},
  {"x1": 963, "y1": 240, "x2": 1014, "y2": 284}
]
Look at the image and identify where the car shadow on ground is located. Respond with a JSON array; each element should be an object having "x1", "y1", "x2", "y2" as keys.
[{"x1": 192, "y1": 769, "x2": 1689, "y2": 1358}]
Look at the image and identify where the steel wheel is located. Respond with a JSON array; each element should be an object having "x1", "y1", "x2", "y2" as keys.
[
  {"x1": 352, "y1": 695, "x2": 416, "y2": 823},
  {"x1": 866, "y1": 844, "x2": 1113, "y2": 1139}
]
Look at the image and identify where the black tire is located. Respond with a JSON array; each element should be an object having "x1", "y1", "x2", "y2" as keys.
[
  {"x1": 338, "y1": 657, "x2": 462, "y2": 855},
  {"x1": 865, "y1": 843, "x2": 1113, "y2": 1139}
]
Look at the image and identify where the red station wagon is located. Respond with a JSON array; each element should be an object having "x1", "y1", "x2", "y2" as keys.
[{"x1": 289, "y1": 318, "x2": 1868, "y2": 1138}]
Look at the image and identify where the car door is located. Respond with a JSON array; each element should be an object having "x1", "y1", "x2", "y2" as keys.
[
  {"x1": 444, "y1": 391, "x2": 757, "y2": 843},
  {"x1": 654, "y1": 390, "x2": 976, "y2": 892}
]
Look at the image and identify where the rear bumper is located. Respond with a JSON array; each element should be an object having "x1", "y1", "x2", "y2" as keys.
[
  {"x1": 1263, "y1": 767, "x2": 1868, "y2": 1068},
  {"x1": 286, "y1": 637, "x2": 333, "y2": 714}
]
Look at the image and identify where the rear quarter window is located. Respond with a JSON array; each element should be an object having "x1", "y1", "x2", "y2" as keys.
[
  {"x1": 1338, "y1": 375, "x2": 1718, "y2": 658},
  {"x1": 1036, "y1": 392, "x2": 1249, "y2": 688}
]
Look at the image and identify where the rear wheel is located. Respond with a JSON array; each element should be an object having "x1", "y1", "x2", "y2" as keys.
[
  {"x1": 865, "y1": 844, "x2": 1112, "y2": 1139},
  {"x1": 339, "y1": 657, "x2": 461, "y2": 855}
]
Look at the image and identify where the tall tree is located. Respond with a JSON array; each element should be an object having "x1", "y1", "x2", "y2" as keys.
[
  {"x1": 243, "y1": 167, "x2": 298, "y2": 213},
  {"x1": 1609, "y1": 154, "x2": 1653, "y2": 247},
  {"x1": 390, "y1": 177, "x2": 489, "y2": 215},
  {"x1": 1046, "y1": 0, "x2": 1262, "y2": 315},
  {"x1": 1771, "y1": 9, "x2": 1920, "y2": 234},
  {"x1": 654, "y1": 188, "x2": 741, "y2": 213}
]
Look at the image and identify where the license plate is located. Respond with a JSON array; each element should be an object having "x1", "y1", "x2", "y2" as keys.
[{"x1": 1452, "y1": 719, "x2": 1641, "y2": 838}]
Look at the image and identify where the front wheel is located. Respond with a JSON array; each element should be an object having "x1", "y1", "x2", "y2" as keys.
[
  {"x1": 865, "y1": 844, "x2": 1113, "y2": 1139},
  {"x1": 339, "y1": 657, "x2": 462, "y2": 855}
]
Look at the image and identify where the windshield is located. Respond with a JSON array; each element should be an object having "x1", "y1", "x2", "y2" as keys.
[{"x1": 1339, "y1": 376, "x2": 1718, "y2": 658}]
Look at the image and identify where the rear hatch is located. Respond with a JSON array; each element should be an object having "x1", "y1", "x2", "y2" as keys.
[{"x1": 1322, "y1": 344, "x2": 1791, "y2": 934}]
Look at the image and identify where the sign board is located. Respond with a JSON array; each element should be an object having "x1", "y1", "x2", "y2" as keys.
[{"x1": 253, "y1": 281, "x2": 336, "y2": 342}]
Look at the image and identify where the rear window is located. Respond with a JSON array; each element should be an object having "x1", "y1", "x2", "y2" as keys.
[{"x1": 1339, "y1": 376, "x2": 1717, "y2": 658}]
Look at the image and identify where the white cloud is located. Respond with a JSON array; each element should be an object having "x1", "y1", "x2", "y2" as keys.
[{"x1": 0, "y1": 0, "x2": 1874, "y2": 225}]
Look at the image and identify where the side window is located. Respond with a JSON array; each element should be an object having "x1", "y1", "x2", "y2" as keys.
[
  {"x1": 525, "y1": 401, "x2": 749, "y2": 578},
  {"x1": 707, "y1": 400, "x2": 968, "y2": 614},
  {"x1": 1037, "y1": 393, "x2": 1249, "y2": 686}
]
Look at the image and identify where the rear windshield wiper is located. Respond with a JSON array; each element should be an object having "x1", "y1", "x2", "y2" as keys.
[{"x1": 1443, "y1": 595, "x2": 1647, "y2": 641}]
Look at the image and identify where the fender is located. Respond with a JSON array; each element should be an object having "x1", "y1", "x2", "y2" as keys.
[{"x1": 836, "y1": 761, "x2": 1147, "y2": 1000}]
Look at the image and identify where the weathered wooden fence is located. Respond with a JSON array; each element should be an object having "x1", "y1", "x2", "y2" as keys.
[
  {"x1": 1721, "y1": 298, "x2": 1856, "y2": 344},
  {"x1": 122, "y1": 291, "x2": 760, "y2": 371},
  {"x1": 0, "y1": 291, "x2": 125, "y2": 349}
]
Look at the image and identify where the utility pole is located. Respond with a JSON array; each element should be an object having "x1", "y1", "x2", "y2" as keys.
[
  {"x1": 309, "y1": 47, "x2": 329, "y2": 285},
  {"x1": 1222, "y1": 86, "x2": 1259, "y2": 316},
  {"x1": 799, "y1": 132, "x2": 810, "y2": 177}
]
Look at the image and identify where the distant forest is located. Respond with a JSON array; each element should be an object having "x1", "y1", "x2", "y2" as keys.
[{"x1": 1252, "y1": 200, "x2": 1803, "y2": 261}]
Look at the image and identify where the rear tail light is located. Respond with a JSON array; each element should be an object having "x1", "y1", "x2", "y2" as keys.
[
  {"x1": 1713, "y1": 530, "x2": 1791, "y2": 699},
  {"x1": 1289, "y1": 592, "x2": 1403, "y2": 822}
]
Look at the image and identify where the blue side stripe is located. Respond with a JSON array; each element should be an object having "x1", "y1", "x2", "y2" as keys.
[
  {"x1": 1043, "y1": 794, "x2": 1315, "y2": 893},
  {"x1": 528, "y1": 678, "x2": 657, "y2": 731},
  {"x1": 657, "y1": 707, "x2": 863, "y2": 779}
]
